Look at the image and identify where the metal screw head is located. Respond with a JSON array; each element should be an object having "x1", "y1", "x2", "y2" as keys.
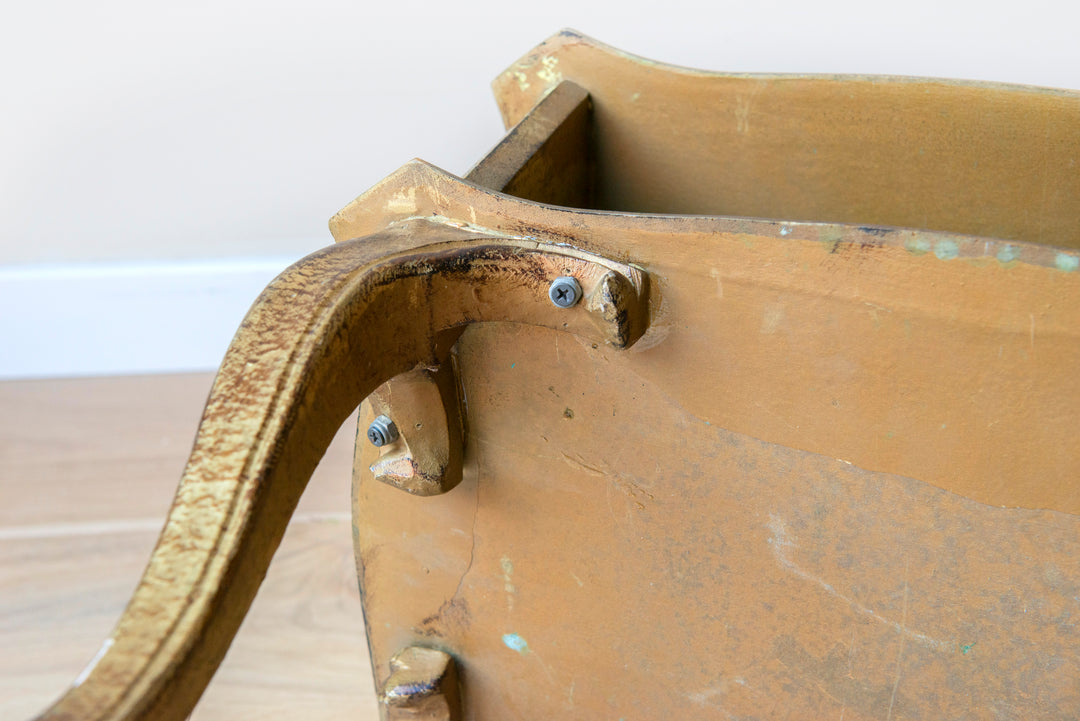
[
  {"x1": 367, "y1": 415, "x2": 399, "y2": 447},
  {"x1": 548, "y1": 276, "x2": 582, "y2": 308}
]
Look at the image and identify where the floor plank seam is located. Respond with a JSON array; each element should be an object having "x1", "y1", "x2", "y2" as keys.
[{"x1": 0, "y1": 512, "x2": 351, "y2": 541}]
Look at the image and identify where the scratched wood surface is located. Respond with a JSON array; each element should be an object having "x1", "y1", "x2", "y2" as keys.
[
  {"x1": 0, "y1": 374, "x2": 376, "y2": 721},
  {"x1": 331, "y1": 34, "x2": 1080, "y2": 717}
]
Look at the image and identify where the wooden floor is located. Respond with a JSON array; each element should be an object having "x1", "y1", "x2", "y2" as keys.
[{"x1": 0, "y1": 373, "x2": 378, "y2": 720}]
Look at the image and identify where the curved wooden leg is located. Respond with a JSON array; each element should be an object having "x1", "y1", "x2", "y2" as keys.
[{"x1": 34, "y1": 218, "x2": 647, "y2": 721}]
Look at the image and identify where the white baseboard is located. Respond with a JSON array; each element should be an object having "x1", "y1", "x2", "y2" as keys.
[{"x1": 0, "y1": 256, "x2": 302, "y2": 379}]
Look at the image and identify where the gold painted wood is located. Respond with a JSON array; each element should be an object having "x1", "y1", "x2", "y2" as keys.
[
  {"x1": 465, "y1": 79, "x2": 593, "y2": 208},
  {"x1": 337, "y1": 32, "x2": 1080, "y2": 721},
  {"x1": 367, "y1": 364, "x2": 465, "y2": 497},
  {"x1": 30, "y1": 219, "x2": 647, "y2": 721},
  {"x1": 379, "y1": 646, "x2": 461, "y2": 721},
  {"x1": 346, "y1": 170, "x2": 1080, "y2": 718},
  {"x1": 335, "y1": 161, "x2": 1080, "y2": 515},
  {"x1": 492, "y1": 31, "x2": 1080, "y2": 249}
]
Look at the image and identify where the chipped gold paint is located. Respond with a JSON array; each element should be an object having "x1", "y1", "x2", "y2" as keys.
[{"x1": 32, "y1": 221, "x2": 647, "y2": 721}]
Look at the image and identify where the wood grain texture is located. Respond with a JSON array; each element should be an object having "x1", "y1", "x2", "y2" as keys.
[
  {"x1": 0, "y1": 374, "x2": 355, "y2": 526},
  {"x1": 0, "y1": 374, "x2": 373, "y2": 721}
]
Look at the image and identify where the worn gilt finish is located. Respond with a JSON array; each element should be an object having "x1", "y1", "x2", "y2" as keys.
[
  {"x1": 28, "y1": 31, "x2": 1080, "y2": 721},
  {"x1": 344, "y1": 32, "x2": 1080, "y2": 721},
  {"x1": 367, "y1": 364, "x2": 466, "y2": 497},
  {"x1": 379, "y1": 646, "x2": 462, "y2": 721},
  {"x1": 30, "y1": 217, "x2": 647, "y2": 721},
  {"x1": 491, "y1": 32, "x2": 1080, "y2": 249}
]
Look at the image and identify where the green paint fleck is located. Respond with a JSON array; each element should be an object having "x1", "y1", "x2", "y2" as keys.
[
  {"x1": 502, "y1": 633, "x2": 528, "y2": 653},
  {"x1": 905, "y1": 238, "x2": 933, "y2": 255},
  {"x1": 934, "y1": 240, "x2": 959, "y2": 260},
  {"x1": 997, "y1": 245, "x2": 1020, "y2": 264},
  {"x1": 961, "y1": 642, "x2": 976, "y2": 654},
  {"x1": 510, "y1": 362, "x2": 516, "y2": 368},
  {"x1": 1056, "y1": 253, "x2": 1079, "y2": 272},
  {"x1": 885, "y1": 430, "x2": 895, "y2": 439}
]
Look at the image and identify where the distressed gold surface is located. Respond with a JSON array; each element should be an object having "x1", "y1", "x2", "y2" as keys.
[
  {"x1": 492, "y1": 31, "x2": 1080, "y2": 249},
  {"x1": 33, "y1": 221, "x2": 645, "y2": 721},
  {"x1": 465, "y1": 80, "x2": 592, "y2": 209},
  {"x1": 380, "y1": 646, "x2": 461, "y2": 721},
  {"x1": 334, "y1": 162, "x2": 1080, "y2": 515},
  {"x1": 344, "y1": 33, "x2": 1080, "y2": 720},
  {"x1": 356, "y1": 322, "x2": 1080, "y2": 720},
  {"x1": 368, "y1": 365, "x2": 464, "y2": 497}
]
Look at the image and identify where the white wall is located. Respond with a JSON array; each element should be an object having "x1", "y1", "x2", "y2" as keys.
[{"x1": 3, "y1": 0, "x2": 1078, "y2": 376}]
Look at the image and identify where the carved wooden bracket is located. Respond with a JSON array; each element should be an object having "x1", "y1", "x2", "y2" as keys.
[
  {"x1": 379, "y1": 646, "x2": 461, "y2": 721},
  {"x1": 367, "y1": 363, "x2": 465, "y2": 497}
]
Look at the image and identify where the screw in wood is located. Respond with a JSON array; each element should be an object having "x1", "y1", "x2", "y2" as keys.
[
  {"x1": 548, "y1": 276, "x2": 582, "y2": 308},
  {"x1": 367, "y1": 414, "x2": 399, "y2": 447}
]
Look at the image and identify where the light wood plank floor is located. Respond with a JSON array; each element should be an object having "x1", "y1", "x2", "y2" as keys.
[{"x1": 0, "y1": 373, "x2": 378, "y2": 720}]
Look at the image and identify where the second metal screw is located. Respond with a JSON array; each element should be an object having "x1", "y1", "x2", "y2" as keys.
[
  {"x1": 548, "y1": 276, "x2": 582, "y2": 308},
  {"x1": 367, "y1": 415, "x2": 399, "y2": 447}
]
